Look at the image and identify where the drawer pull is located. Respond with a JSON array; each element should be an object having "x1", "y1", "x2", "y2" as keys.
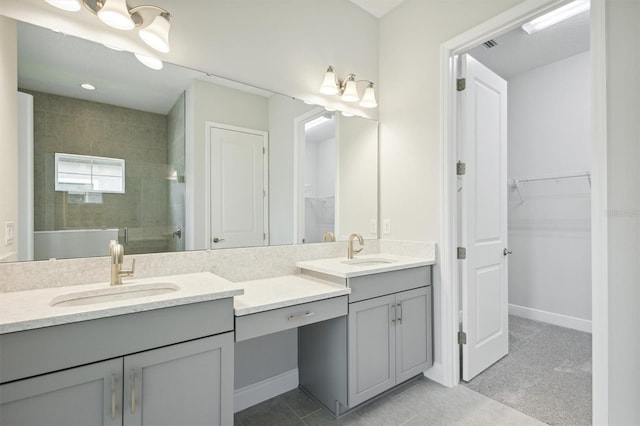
[{"x1": 288, "y1": 312, "x2": 314, "y2": 321}]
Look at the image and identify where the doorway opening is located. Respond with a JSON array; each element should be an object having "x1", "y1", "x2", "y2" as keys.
[
  {"x1": 294, "y1": 109, "x2": 336, "y2": 244},
  {"x1": 452, "y1": 3, "x2": 592, "y2": 424}
]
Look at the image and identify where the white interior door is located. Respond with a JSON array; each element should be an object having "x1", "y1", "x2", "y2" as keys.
[
  {"x1": 460, "y1": 54, "x2": 509, "y2": 381},
  {"x1": 209, "y1": 125, "x2": 267, "y2": 249}
]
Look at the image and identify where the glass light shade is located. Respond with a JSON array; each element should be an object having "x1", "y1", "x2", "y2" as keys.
[
  {"x1": 134, "y1": 53, "x2": 163, "y2": 70},
  {"x1": 522, "y1": 0, "x2": 589, "y2": 35},
  {"x1": 319, "y1": 68, "x2": 339, "y2": 95},
  {"x1": 45, "y1": 0, "x2": 82, "y2": 12},
  {"x1": 98, "y1": 0, "x2": 135, "y2": 30},
  {"x1": 139, "y1": 14, "x2": 171, "y2": 53},
  {"x1": 359, "y1": 84, "x2": 378, "y2": 108},
  {"x1": 341, "y1": 78, "x2": 359, "y2": 102}
]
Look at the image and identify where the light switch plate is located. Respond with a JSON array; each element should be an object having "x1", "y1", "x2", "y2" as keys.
[
  {"x1": 383, "y1": 219, "x2": 391, "y2": 234},
  {"x1": 5, "y1": 221, "x2": 15, "y2": 246},
  {"x1": 369, "y1": 219, "x2": 377, "y2": 234}
]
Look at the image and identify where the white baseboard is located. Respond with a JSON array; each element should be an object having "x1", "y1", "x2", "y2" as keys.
[
  {"x1": 509, "y1": 304, "x2": 592, "y2": 333},
  {"x1": 234, "y1": 369, "x2": 299, "y2": 413}
]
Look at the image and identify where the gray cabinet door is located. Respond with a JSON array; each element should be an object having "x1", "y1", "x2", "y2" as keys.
[
  {"x1": 0, "y1": 358, "x2": 122, "y2": 426},
  {"x1": 123, "y1": 332, "x2": 234, "y2": 426},
  {"x1": 395, "y1": 287, "x2": 432, "y2": 383},
  {"x1": 348, "y1": 294, "x2": 396, "y2": 407}
]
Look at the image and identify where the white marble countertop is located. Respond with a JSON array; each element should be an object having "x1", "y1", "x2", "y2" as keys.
[
  {"x1": 0, "y1": 272, "x2": 244, "y2": 334},
  {"x1": 234, "y1": 275, "x2": 350, "y2": 316},
  {"x1": 296, "y1": 253, "x2": 435, "y2": 278}
]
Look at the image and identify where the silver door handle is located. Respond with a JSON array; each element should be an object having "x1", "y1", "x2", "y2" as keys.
[
  {"x1": 503, "y1": 248, "x2": 512, "y2": 256},
  {"x1": 212, "y1": 237, "x2": 225, "y2": 243},
  {"x1": 391, "y1": 304, "x2": 396, "y2": 325},
  {"x1": 288, "y1": 312, "x2": 314, "y2": 321},
  {"x1": 111, "y1": 374, "x2": 117, "y2": 420},
  {"x1": 397, "y1": 303, "x2": 403, "y2": 324}
]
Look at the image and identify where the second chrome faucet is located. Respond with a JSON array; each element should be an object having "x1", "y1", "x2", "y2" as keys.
[{"x1": 347, "y1": 233, "x2": 364, "y2": 259}]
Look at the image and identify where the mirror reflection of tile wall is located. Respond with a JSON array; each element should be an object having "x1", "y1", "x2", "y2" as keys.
[{"x1": 26, "y1": 89, "x2": 180, "y2": 257}]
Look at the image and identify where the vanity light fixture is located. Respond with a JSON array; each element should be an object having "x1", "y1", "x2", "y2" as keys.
[
  {"x1": 319, "y1": 66, "x2": 378, "y2": 108},
  {"x1": 44, "y1": 0, "x2": 172, "y2": 52},
  {"x1": 522, "y1": 0, "x2": 589, "y2": 35}
]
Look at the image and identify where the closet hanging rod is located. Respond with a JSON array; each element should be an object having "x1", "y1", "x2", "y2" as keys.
[{"x1": 509, "y1": 171, "x2": 591, "y2": 204}]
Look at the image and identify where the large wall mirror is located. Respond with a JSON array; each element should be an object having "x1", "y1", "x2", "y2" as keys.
[{"x1": 9, "y1": 20, "x2": 378, "y2": 262}]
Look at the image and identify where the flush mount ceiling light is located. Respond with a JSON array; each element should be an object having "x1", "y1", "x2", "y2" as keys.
[
  {"x1": 522, "y1": 0, "x2": 590, "y2": 35},
  {"x1": 319, "y1": 66, "x2": 378, "y2": 108},
  {"x1": 44, "y1": 0, "x2": 172, "y2": 52}
]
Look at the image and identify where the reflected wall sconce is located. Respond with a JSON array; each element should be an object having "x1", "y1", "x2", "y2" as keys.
[
  {"x1": 44, "y1": 0, "x2": 172, "y2": 53},
  {"x1": 319, "y1": 66, "x2": 378, "y2": 108}
]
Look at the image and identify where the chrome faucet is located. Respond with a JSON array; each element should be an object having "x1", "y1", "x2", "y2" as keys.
[
  {"x1": 109, "y1": 240, "x2": 135, "y2": 286},
  {"x1": 347, "y1": 233, "x2": 364, "y2": 259}
]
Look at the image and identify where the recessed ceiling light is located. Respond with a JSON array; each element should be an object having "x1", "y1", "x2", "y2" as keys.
[
  {"x1": 341, "y1": 111, "x2": 355, "y2": 117},
  {"x1": 80, "y1": 83, "x2": 96, "y2": 90},
  {"x1": 522, "y1": 0, "x2": 590, "y2": 35},
  {"x1": 305, "y1": 115, "x2": 331, "y2": 130}
]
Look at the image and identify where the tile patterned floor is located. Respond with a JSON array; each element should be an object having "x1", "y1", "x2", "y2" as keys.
[{"x1": 235, "y1": 376, "x2": 547, "y2": 426}]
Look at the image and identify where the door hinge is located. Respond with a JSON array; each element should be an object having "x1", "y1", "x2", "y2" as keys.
[
  {"x1": 457, "y1": 247, "x2": 466, "y2": 260},
  {"x1": 458, "y1": 331, "x2": 467, "y2": 345},
  {"x1": 457, "y1": 78, "x2": 466, "y2": 91},
  {"x1": 262, "y1": 147, "x2": 266, "y2": 154},
  {"x1": 456, "y1": 161, "x2": 466, "y2": 176},
  {"x1": 263, "y1": 189, "x2": 266, "y2": 197},
  {"x1": 263, "y1": 233, "x2": 266, "y2": 240}
]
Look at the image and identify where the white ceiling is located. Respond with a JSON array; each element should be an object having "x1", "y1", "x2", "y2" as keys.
[
  {"x1": 349, "y1": 0, "x2": 406, "y2": 18},
  {"x1": 17, "y1": 22, "x2": 272, "y2": 115},
  {"x1": 467, "y1": 10, "x2": 590, "y2": 79}
]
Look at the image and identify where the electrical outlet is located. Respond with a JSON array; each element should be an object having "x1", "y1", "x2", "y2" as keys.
[
  {"x1": 5, "y1": 221, "x2": 15, "y2": 246},
  {"x1": 383, "y1": 219, "x2": 391, "y2": 234},
  {"x1": 369, "y1": 219, "x2": 377, "y2": 234}
]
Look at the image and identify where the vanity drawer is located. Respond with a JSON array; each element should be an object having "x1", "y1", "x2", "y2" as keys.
[
  {"x1": 347, "y1": 266, "x2": 431, "y2": 303},
  {"x1": 235, "y1": 296, "x2": 348, "y2": 342}
]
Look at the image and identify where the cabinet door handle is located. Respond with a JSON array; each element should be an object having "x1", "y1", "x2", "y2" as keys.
[
  {"x1": 397, "y1": 303, "x2": 403, "y2": 324},
  {"x1": 288, "y1": 312, "x2": 314, "y2": 321},
  {"x1": 391, "y1": 304, "x2": 396, "y2": 325},
  {"x1": 111, "y1": 374, "x2": 117, "y2": 420},
  {"x1": 130, "y1": 370, "x2": 136, "y2": 414}
]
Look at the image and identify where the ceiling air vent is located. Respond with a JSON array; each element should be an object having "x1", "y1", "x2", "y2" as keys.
[{"x1": 482, "y1": 39, "x2": 498, "y2": 49}]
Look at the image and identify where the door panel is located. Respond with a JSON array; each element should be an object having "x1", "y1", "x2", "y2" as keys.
[
  {"x1": 123, "y1": 333, "x2": 234, "y2": 426},
  {"x1": 460, "y1": 54, "x2": 509, "y2": 381},
  {"x1": 210, "y1": 127, "x2": 265, "y2": 249},
  {"x1": 348, "y1": 294, "x2": 396, "y2": 407},
  {"x1": 0, "y1": 358, "x2": 122, "y2": 426},
  {"x1": 395, "y1": 287, "x2": 431, "y2": 383}
]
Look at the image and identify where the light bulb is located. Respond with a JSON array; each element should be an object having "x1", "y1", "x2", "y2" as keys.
[
  {"x1": 134, "y1": 53, "x2": 163, "y2": 70},
  {"x1": 45, "y1": 0, "x2": 82, "y2": 12},
  {"x1": 359, "y1": 83, "x2": 377, "y2": 108},
  {"x1": 319, "y1": 66, "x2": 339, "y2": 95},
  {"x1": 139, "y1": 13, "x2": 171, "y2": 53},
  {"x1": 98, "y1": 0, "x2": 135, "y2": 30},
  {"x1": 341, "y1": 77, "x2": 359, "y2": 102}
]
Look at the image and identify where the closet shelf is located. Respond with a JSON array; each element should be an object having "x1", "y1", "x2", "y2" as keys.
[{"x1": 509, "y1": 171, "x2": 591, "y2": 203}]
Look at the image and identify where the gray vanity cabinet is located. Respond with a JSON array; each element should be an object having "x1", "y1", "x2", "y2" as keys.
[
  {"x1": 299, "y1": 266, "x2": 433, "y2": 415},
  {"x1": 348, "y1": 286, "x2": 431, "y2": 407},
  {"x1": 0, "y1": 299, "x2": 235, "y2": 426},
  {"x1": 0, "y1": 333, "x2": 233, "y2": 426}
]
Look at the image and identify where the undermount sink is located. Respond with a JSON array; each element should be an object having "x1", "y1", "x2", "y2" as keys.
[
  {"x1": 341, "y1": 258, "x2": 395, "y2": 266},
  {"x1": 50, "y1": 282, "x2": 180, "y2": 307}
]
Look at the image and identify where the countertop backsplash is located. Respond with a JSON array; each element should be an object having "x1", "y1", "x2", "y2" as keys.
[{"x1": 0, "y1": 240, "x2": 437, "y2": 293}]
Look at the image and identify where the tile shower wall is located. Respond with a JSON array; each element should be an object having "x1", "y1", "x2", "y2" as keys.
[{"x1": 25, "y1": 90, "x2": 171, "y2": 255}]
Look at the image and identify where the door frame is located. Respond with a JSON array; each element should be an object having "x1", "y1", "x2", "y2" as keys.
[
  {"x1": 438, "y1": 0, "x2": 607, "y2": 422},
  {"x1": 204, "y1": 122, "x2": 269, "y2": 249},
  {"x1": 292, "y1": 107, "x2": 331, "y2": 244}
]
